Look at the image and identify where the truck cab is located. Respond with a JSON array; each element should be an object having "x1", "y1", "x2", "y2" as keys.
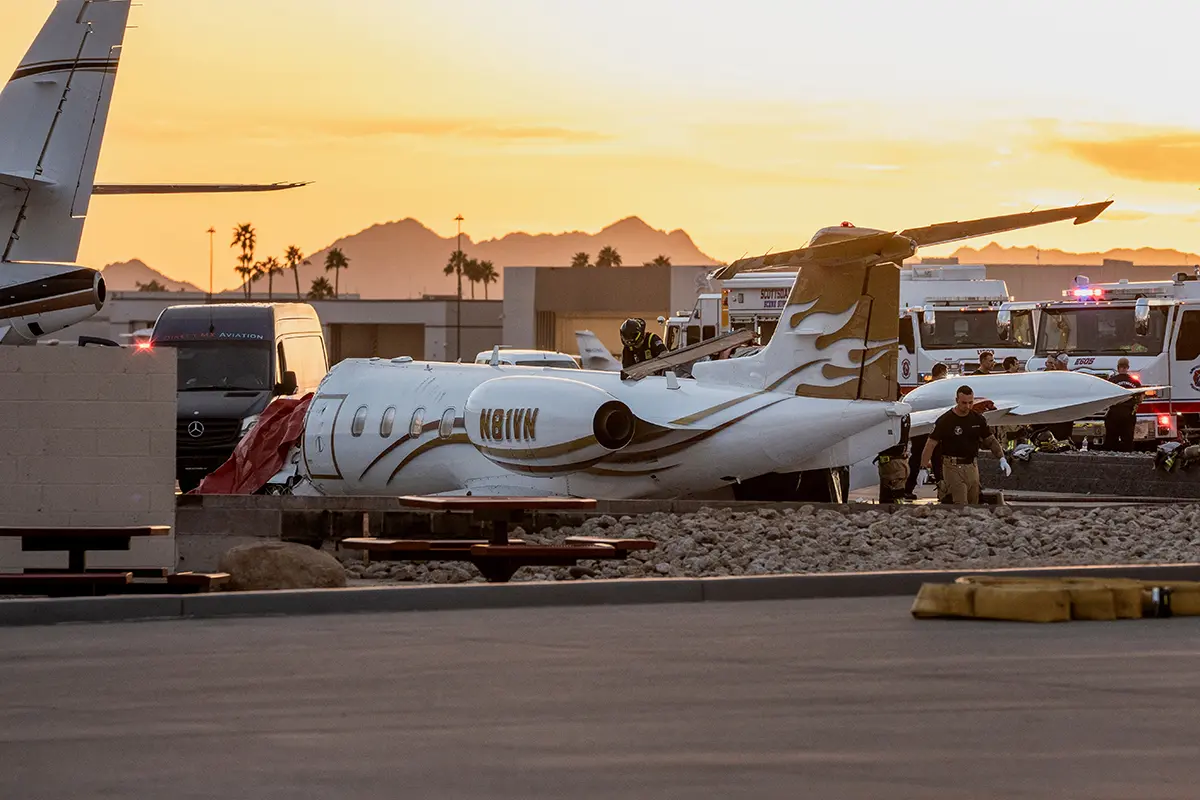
[
  {"x1": 1021, "y1": 273, "x2": 1200, "y2": 443},
  {"x1": 660, "y1": 292, "x2": 726, "y2": 350},
  {"x1": 897, "y1": 264, "x2": 1034, "y2": 390}
]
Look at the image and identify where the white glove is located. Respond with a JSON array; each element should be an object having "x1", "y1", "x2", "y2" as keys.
[
  {"x1": 916, "y1": 468, "x2": 930, "y2": 486},
  {"x1": 998, "y1": 457, "x2": 1012, "y2": 477}
]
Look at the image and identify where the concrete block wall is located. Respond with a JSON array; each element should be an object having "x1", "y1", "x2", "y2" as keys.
[{"x1": 0, "y1": 346, "x2": 178, "y2": 570}]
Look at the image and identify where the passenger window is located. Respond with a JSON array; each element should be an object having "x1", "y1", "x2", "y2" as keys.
[
  {"x1": 410, "y1": 407, "x2": 425, "y2": 438},
  {"x1": 380, "y1": 407, "x2": 396, "y2": 438},
  {"x1": 686, "y1": 325, "x2": 700, "y2": 345},
  {"x1": 284, "y1": 335, "x2": 329, "y2": 392},
  {"x1": 351, "y1": 406, "x2": 368, "y2": 437},
  {"x1": 1176, "y1": 311, "x2": 1200, "y2": 361},
  {"x1": 439, "y1": 408, "x2": 456, "y2": 438},
  {"x1": 665, "y1": 327, "x2": 678, "y2": 350},
  {"x1": 702, "y1": 325, "x2": 716, "y2": 341},
  {"x1": 898, "y1": 316, "x2": 915, "y2": 354}
]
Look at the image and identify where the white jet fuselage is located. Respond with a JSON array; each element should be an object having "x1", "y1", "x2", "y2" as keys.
[{"x1": 302, "y1": 360, "x2": 907, "y2": 499}]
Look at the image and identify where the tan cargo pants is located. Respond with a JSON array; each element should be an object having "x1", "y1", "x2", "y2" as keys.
[{"x1": 943, "y1": 460, "x2": 981, "y2": 505}]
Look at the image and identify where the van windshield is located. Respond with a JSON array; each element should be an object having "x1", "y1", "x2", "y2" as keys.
[
  {"x1": 918, "y1": 309, "x2": 1034, "y2": 350},
  {"x1": 1036, "y1": 306, "x2": 1168, "y2": 356},
  {"x1": 160, "y1": 341, "x2": 273, "y2": 391}
]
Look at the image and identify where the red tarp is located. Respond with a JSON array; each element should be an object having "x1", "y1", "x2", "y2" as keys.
[{"x1": 192, "y1": 393, "x2": 313, "y2": 495}]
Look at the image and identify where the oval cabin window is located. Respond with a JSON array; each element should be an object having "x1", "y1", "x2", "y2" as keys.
[
  {"x1": 380, "y1": 407, "x2": 396, "y2": 438},
  {"x1": 351, "y1": 406, "x2": 368, "y2": 437},
  {"x1": 409, "y1": 407, "x2": 425, "y2": 438},
  {"x1": 439, "y1": 408, "x2": 456, "y2": 439}
]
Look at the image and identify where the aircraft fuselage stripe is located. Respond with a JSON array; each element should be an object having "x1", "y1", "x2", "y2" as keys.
[
  {"x1": 10, "y1": 60, "x2": 119, "y2": 82},
  {"x1": 0, "y1": 268, "x2": 95, "y2": 307},
  {"x1": 0, "y1": 289, "x2": 95, "y2": 318}
]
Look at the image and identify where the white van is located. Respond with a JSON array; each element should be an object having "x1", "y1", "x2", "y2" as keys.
[{"x1": 474, "y1": 347, "x2": 580, "y2": 369}]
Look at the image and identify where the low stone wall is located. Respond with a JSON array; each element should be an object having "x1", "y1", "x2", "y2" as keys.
[{"x1": 978, "y1": 452, "x2": 1200, "y2": 498}]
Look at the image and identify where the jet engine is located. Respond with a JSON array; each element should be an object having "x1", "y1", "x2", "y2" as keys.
[
  {"x1": 465, "y1": 375, "x2": 637, "y2": 475},
  {"x1": 3, "y1": 267, "x2": 107, "y2": 342}
]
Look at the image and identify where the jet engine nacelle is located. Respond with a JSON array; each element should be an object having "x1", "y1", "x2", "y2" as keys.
[
  {"x1": 2, "y1": 265, "x2": 106, "y2": 342},
  {"x1": 465, "y1": 375, "x2": 637, "y2": 475}
]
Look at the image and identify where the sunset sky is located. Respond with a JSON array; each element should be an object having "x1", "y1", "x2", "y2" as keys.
[{"x1": 6, "y1": 0, "x2": 1200, "y2": 291}]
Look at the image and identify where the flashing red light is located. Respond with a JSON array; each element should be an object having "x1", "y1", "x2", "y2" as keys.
[
  {"x1": 1158, "y1": 414, "x2": 1171, "y2": 427},
  {"x1": 1130, "y1": 372, "x2": 1141, "y2": 381},
  {"x1": 1071, "y1": 287, "x2": 1104, "y2": 298},
  {"x1": 136, "y1": 341, "x2": 152, "y2": 351},
  {"x1": 840, "y1": 221, "x2": 854, "y2": 227}
]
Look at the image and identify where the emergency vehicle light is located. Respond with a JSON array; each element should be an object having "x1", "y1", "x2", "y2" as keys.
[
  {"x1": 1070, "y1": 287, "x2": 1104, "y2": 299},
  {"x1": 1158, "y1": 415, "x2": 1171, "y2": 427},
  {"x1": 135, "y1": 341, "x2": 152, "y2": 351}
]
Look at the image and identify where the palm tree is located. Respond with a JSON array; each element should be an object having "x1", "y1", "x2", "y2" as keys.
[
  {"x1": 477, "y1": 260, "x2": 498, "y2": 300},
  {"x1": 284, "y1": 246, "x2": 305, "y2": 299},
  {"x1": 570, "y1": 251, "x2": 590, "y2": 269},
  {"x1": 596, "y1": 246, "x2": 622, "y2": 268},
  {"x1": 260, "y1": 256, "x2": 284, "y2": 300},
  {"x1": 231, "y1": 222, "x2": 256, "y2": 299},
  {"x1": 324, "y1": 247, "x2": 350, "y2": 298},
  {"x1": 463, "y1": 257, "x2": 483, "y2": 299},
  {"x1": 444, "y1": 250, "x2": 468, "y2": 298},
  {"x1": 643, "y1": 254, "x2": 671, "y2": 267},
  {"x1": 307, "y1": 276, "x2": 335, "y2": 300}
]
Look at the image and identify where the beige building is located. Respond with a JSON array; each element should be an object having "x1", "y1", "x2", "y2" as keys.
[
  {"x1": 502, "y1": 265, "x2": 712, "y2": 355},
  {"x1": 56, "y1": 292, "x2": 502, "y2": 364}
]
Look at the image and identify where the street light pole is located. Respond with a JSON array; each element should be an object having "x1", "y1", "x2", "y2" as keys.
[
  {"x1": 206, "y1": 226, "x2": 215, "y2": 303},
  {"x1": 455, "y1": 214, "x2": 464, "y2": 361}
]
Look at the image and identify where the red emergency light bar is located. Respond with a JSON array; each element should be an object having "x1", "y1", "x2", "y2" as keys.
[
  {"x1": 1071, "y1": 287, "x2": 1104, "y2": 298},
  {"x1": 1159, "y1": 414, "x2": 1171, "y2": 427}
]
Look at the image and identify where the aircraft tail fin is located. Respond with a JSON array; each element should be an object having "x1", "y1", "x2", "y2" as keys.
[
  {"x1": 574, "y1": 330, "x2": 623, "y2": 371},
  {"x1": 757, "y1": 261, "x2": 900, "y2": 400},
  {"x1": 693, "y1": 260, "x2": 900, "y2": 400},
  {"x1": 0, "y1": 0, "x2": 132, "y2": 263}
]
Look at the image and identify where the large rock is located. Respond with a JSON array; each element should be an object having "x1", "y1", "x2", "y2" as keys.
[{"x1": 219, "y1": 542, "x2": 347, "y2": 591}]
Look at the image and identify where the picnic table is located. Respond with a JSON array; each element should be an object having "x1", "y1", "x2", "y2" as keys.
[
  {"x1": 341, "y1": 496, "x2": 656, "y2": 583},
  {"x1": 0, "y1": 526, "x2": 226, "y2": 596}
]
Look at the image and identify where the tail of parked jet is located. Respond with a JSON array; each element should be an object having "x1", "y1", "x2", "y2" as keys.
[
  {"x1": 0, "y1": 0, "x2": 131, "y2": 264},
  {"x1": 691, "y1": 201, "x2": 1114, "y2": 399}
]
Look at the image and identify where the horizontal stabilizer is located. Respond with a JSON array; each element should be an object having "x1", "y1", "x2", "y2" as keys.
[
  {"x1": 93, "y1": 181, "x2": 311, "y2": 195},
  {"x1": 899, "y1": 200, "x2": 1113, "y2": 248},
  {"x1": 0, "y1": 169, "x2": 53, "y2": 190}
]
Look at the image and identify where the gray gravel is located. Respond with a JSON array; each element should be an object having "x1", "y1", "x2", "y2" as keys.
[{"x1": 338, "y1": 504, "x2": 1200, "y2": 584}]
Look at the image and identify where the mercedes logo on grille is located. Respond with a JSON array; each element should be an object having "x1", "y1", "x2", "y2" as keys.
[{"x1": 187, "y1": 421, "x2": 205, "y2": 438}]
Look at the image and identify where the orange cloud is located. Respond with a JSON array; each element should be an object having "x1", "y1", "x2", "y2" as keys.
[{"x1": 1058, "y1": 130, "x2": 1200, "y2": 183}]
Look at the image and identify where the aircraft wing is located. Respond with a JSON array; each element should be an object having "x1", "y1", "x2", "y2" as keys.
[
  {"x1": 905, "y1": 372, "x2": 1144, "y2": 437},
  {"x1": 898, "y1": 200, "x2": 1112, "y2": 248},
  {"x1": 710, "y1": 200, "x2": 1112, "y2": 281},
  {"x1": 92, "y1": 181, "x2": 311, "y2": 195}
]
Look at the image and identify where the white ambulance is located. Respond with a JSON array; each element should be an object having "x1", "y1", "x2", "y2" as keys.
[
  {"x1": 1014, "y1": 272, "x2": 1200, "y2": 442},
  {"x1": 664, "y1": 263, "x2": 1033, "y2": 392}
]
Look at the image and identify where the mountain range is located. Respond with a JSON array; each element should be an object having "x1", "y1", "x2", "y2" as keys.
[
  {"x1": 101, "y1": 216, "x2": 718, "y2": 299},
  {"x1": 98, "y1": 218, "x2": 1200, "y2": 298}
]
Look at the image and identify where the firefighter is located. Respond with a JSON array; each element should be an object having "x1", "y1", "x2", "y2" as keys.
[
  {"x1": 620, "y1": 318, "x2": 667, "y2": 369},
  {"x1": 1103, "y1": 357, "x2": 1142, "y2": 452},
  {"x1": 918, "y1": 385, "x2": 1011, "y2": 505},
  {"x1": 874, "y1": 442, "x2": 911, "y2": 504}
]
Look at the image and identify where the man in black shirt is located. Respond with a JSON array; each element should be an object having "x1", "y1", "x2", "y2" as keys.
[
  {"x1": 971, "y1": 351, "x2": 995, "y2": 375},
  {"x1": 620, "y1": 318, "x2": 667, "y2": 370},
  {"x1": 919, "y1": 385, "x2": 1011, "y2": 504},
  {"x1": 1103, "y1": 357, "x2": 1142, "y2": 452}
]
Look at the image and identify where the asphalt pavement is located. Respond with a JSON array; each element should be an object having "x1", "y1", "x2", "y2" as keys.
[{"x1": 2, "y1": 597, "x2": 1199, "y2": 799}]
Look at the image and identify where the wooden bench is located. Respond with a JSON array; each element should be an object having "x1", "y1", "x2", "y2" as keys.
[
  {"x1": 0, "y1": 526, "x2": 171, "y2": 572},
  {"x1": 0, "y1": 572, "x2": 133, "y2": 597}
]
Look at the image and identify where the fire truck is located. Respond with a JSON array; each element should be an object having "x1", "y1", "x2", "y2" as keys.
[
  {"x1": 662, "y1": 263, "x2": 1033, "y2": 392},
  {"x1": 1011, "y1": 271, "x2": 1200, "y2": 443}
]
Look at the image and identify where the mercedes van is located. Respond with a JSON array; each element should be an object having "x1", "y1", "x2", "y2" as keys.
[{"x1": 149, "y1": 303, "x2": 328, "y2": 491}]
